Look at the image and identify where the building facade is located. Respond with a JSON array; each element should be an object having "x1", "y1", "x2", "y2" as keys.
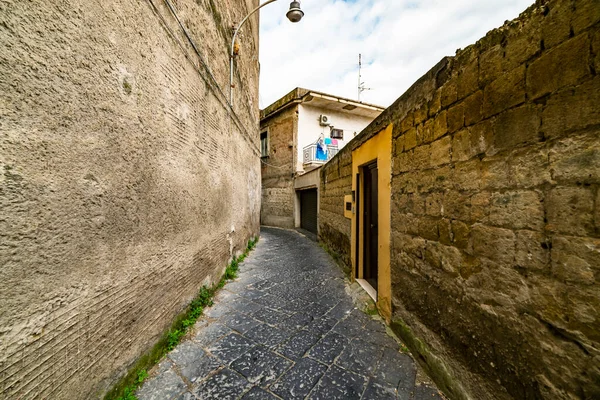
[
  {"x1": 0, "y1": 0, "x2": 261, "y2": 398},
  {"x1": 260, "y1": 88, "x2": 383, "y2": 232},
  {"x1": 319, "y1": 0, "x2": 600, "y2": 398}
]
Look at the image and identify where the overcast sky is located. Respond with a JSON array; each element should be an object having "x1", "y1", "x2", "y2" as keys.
[{"x1": 258, "y1": 0, "x2": 533, "y2": 109}]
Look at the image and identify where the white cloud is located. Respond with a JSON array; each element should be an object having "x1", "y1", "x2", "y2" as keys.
[{"x1": 257, "y1": 0, "x2": 534, "y2": 108}]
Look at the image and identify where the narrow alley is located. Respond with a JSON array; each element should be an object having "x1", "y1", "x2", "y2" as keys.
[{"x1": 137, "y1": 227, "x2": 442, "y2": 400}]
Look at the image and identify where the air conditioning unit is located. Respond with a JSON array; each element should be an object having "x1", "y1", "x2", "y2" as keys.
[{"x1": 319, "y1": 115, "x2": 331, "y2": 126}]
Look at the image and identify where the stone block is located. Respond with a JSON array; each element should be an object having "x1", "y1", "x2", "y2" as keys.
[
  {"x1": 393, "y1": 135, "x2": 405, "y2": 156},
  {"x1": 452, "y1": 159, "x2": 483, "y2": 192},
  {"x1": 392, "y1": 193, "x2": 410, "y2": 211},
  {"x1": 392, "y1": 124, "x2": 404, "y2": 140},
  {"x1": 438, "y1": 218, "x2": 452, "y2": 245},
  {"x1": 492, "y1": 105, "x2": 541, "y2": 153},
  {"x1": 594, "y1": 29, "x2": 600, "y2": 73},
  {"x1": 596, "y1": 190, "x2": 600, "y2": 231},
  {"x1": 429, "y1": 136, "x2": 451, "y2": 167},
  {"x1": 441, "y1": 78, "x2": 458, "y2": 108},
  {"x1": 471, "y1": 191, "x2": 491, "y2": 222},
  {"x1": 504, "y1": 17, "x2": 542, "y2": 64},
  {"x1": 479, "y1": 45, "x2": 504, "y2": 86},
  {"x1": 447, "y1": 104, "x2": 464, "y2": 134},
  {"x1": 428, "y1": 89, "x2": 442, "y2": 117},
  {"x1": 394, "y1": 173, "x2": 417, "y2": 194},
  {"x1": 400, "y1": 112, "x2": 415, "y2": 134},
  {"x1": 515, "y1": 230, "x2": 550, "y2": 271},
  {"x1": 418, "y1": 217, "x2": 440, "y2": 241},
  {"x1": 481, "y1": 156, "x2": 514, "y2": 190},
  {"x1": 414, "y1": 104, "x2": 429, "y2": 124},
  {"x1": 410, "y1": 193, "x2": 426, "y2": 215},
  {"x1": 444, "y1": 190, "x2": 471, "y2": 221},
  {"x1": 541, "y1": 0, "x2": 573, "y2": 49},
  {"x1": 425, "y1": 192, "x2": 444, "y2": 217},
  {"x1": 404, "y1": 128, "x2": 418, "y2": 151},
  {"x1": 393, "y1": 151, "x2": 410, "y2": 176},
  {"x1": 457, "y1": 59, "x2": 479, "y2": 100},
  {"x1": 483, "y1": 65, "x2": 526, "y2": 118},
  {"x1": 451, "y1": 220, "x2": 471, "y2": 250},
  {"x1": 527, "y1": 33, "x2": 591, "y2": 100},
  {"x1": 549, "y1": 131, "x2": 600, "y2": 184},
  {"x1": 423, "y1": 242, "x2": 461, "y2": 276},
  {"x1": 472, "y1": 224, "x2": 516, "y2": 264},
  {"x1": 469, "y1": 119, "x2": 494, "y2": 155},
  {"x1": 551, "y1": 235, "x2": 599, "y2": 285},
  {"x1": 571, "y1": 0, "x2": 600, "y2": 34},
  {"x1": 391, "y1": 212, "x2": 418, "y2": 235},
  {"x1": 463, "y1": 91, "x2": 483, "y2": 126},
  {"x1": 392, "y1": 232, "x2": 426, "y2": 259},
  {"x1": 546, "y1": 187, "x2": 595, "y2": 236},
  {"x1": 542, "y1": 77, "x2": 600, "y2": 140},
  {"x1": 487, "y1": 191, "x2": 545, "y2": 231},
  {"x1": 510, "y1": 145, "x2": 553, "y2": 188},
  {"x1": 408, "y1": 166, "x2": 452, "y2": 195},
  {"x1": 412, "y1": 145, "x2": 431, "y2": 171},
  {"x1": 451, "y1": 128, "x2": 472, "y2": 163},
  {"x1": 433, "y1": 110, "x2": 448, "y2": 140},
  {"x1": 417, "y1": 120, "x2": 434, "y2": 145}
]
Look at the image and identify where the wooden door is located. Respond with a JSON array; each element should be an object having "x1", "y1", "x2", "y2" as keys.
[{"x1": 363, "y1": 163, "x2": 378, "y2": 290}]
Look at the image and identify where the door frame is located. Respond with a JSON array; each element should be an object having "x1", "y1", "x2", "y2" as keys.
[
  {"x1": 299, "y1": 188, "x2": 318, "y2": 234},
  {"x1": 351, "y1": 125, "x2": 392, "y2": 322}
]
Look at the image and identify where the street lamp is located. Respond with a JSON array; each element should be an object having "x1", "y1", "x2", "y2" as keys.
[{"x1": 229, "y1": 0, "x2": 304, "y2": 105}]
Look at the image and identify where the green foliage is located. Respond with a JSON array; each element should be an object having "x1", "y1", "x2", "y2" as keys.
[
  {"x1": 117, "y1": 387, "x2": 137, "y2": 400},
  {"x1": 136, "y1": 370, "x2": 148, "y2": 384},
  {"x1": 105, "y1": 235, "x2": 259, "y2": 400}
]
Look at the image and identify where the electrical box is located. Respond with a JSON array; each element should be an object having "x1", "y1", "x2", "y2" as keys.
[{"x1": 344, "y1": 194, "x2": 353, "y2": 219}]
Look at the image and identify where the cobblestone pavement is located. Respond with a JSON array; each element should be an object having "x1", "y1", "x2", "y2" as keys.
[{"x1": 138, "y1": 227, "x2": 442, "y2": 400}]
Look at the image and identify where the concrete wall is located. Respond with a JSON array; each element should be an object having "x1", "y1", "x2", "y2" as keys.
[
  {"x1": 319, "y1": 0, "x2": 600, "y2": 398},
  {"x1": 0, "y1": 0, "x2": 260, "y2": 398},
  {"x1": 297, "y1": 104, "x2": 375, "y2": 172},
  {"x1": 260, "y1": 105, "x2": 298, "y2": 228}
]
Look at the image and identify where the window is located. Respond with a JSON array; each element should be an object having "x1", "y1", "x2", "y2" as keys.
[
  {"x1": 331, "y1": 128, "x2": 343, "y2": 139},
  {"x1": 260, "y1": 131, "x2": 269, "y2": 157}
]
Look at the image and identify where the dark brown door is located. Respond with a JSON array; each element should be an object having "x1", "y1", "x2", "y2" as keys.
[
  {"x1": 300, "y1": 189, "x2": 318, "y2": 234},
  {"x1": 363, "y1": 163, "x2": 378, "y2": 290}
]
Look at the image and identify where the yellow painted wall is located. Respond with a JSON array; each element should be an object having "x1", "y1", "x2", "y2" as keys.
[{"x1": 351, "y1": 124, "x2": 392, "y2": 322}]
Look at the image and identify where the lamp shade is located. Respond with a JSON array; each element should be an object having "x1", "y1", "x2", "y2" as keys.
[{"x1": 286, "y1": 1, "x2": 304, "y2": 23}]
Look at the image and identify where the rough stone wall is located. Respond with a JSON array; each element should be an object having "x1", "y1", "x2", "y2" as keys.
[
  {"x1": 319, "y1": 150, "x2": 353, "y2": 272},
  {"x1": 0, "y1": 0, "x2": 260, "y2": 398},
  {"x1": 319, "y1": 0, "x2": 600, "y2": 398},
  {"x1": 260, "y1": 105, "x2": 297, "y2": 228}
]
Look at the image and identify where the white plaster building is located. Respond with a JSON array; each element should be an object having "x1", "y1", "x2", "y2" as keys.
[{"x1": 259, "y1": 88, "x2": 384, "y2": 233}]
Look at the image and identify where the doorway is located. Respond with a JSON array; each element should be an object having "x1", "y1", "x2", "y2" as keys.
[
  {"x1": 363, "y1": 162, "x2": 378, "y2": 291},
  {"x1": 300, "y1": 189, "x2": 318, "y2": 234},
  {"x1": 350, "y1": 124, "x2": 392, "y2": 321}
]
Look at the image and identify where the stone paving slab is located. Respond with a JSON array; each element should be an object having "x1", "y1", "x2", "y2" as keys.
[{"x1": 138, "y1": 227, "x2": 443, "y2": 400}]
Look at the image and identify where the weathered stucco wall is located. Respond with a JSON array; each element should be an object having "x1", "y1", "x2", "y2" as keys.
[
  {"x1": 320, "y1": 0, "x2": 600, "y2": 398},
  {"x1": 0, "y1": 0, "x2": 260, "y2": 398},
  {"x1": 260, "y1": 105, "x2": 298, "y2": 228}
]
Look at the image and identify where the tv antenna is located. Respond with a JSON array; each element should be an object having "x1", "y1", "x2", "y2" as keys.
[{"x1": 358, "y1": 54, "x2": 372, "y2": 102}]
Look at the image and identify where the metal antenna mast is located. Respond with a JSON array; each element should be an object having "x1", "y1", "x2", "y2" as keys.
[{"x1": 358, "y1": 54, "x2": 372, "y2": 102}]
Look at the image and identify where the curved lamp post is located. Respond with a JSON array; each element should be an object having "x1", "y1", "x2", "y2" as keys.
[{"x1": 230, "y1": 0, "x2": 304, "y2": 105}]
